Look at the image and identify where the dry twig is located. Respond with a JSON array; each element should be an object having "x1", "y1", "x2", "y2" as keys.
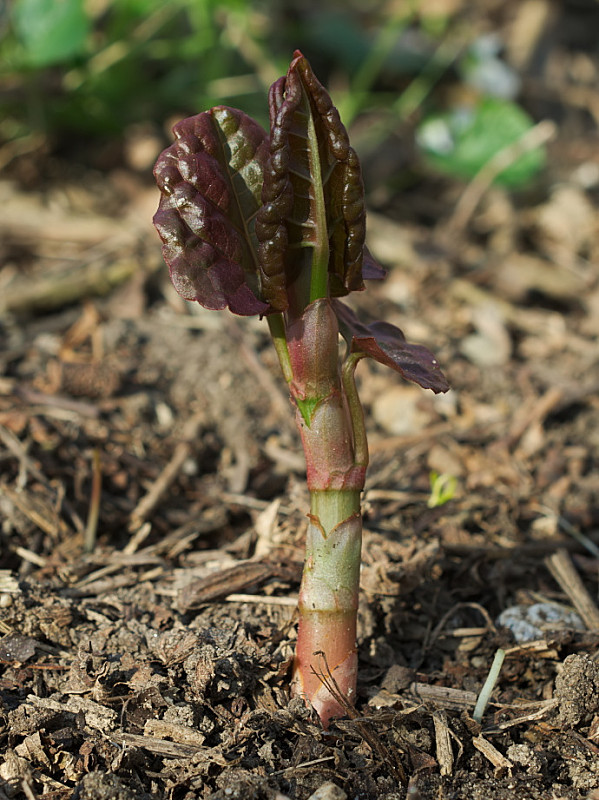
[
  {"x1": 545, "y1": 548, "x2": 599, "y2": 631},
  {"x1": 128, "y1": 413, "x2": 203, "y2": 532}
]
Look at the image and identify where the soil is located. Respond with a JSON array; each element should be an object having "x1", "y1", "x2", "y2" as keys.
[{"x1": 1, "y1": 9, "x2": 599, "y2": 800}]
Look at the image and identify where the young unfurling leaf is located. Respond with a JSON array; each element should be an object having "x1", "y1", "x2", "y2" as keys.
[
  {"x1": 334, "y1": 300, "x2": 449, "y2": 394},
  {"x1": 153, "y1": 106, "x2": 270, "y2": 315},
  {"x1": 256, "y1": 51, "x2": 367, "y2": 312}
]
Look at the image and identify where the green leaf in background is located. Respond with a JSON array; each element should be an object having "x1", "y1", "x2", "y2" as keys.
[
  {"x1": 417, "y1": 97, "x2": 546, "y2": 188},
  {"x1": 12, "y1": 0, "x2": 90, "y2": 67}
]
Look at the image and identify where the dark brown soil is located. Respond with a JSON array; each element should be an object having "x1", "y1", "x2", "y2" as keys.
[{"x1": 2, "y1": 7, "x2": 599, "y2": 799}]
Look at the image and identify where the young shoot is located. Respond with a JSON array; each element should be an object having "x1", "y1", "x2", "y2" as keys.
[{"x1": 153, "y1": 51, "x2": 448, "y2": 727}]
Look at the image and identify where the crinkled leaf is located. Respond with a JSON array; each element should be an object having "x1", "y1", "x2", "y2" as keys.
[
  {"x1": 255, "y1": 50, "x2": 366, "y2": 311},
  {"x1": 334, "y1": 301, "x2": 449, "y2": 393},
  {"x1": 153, "y1": 106, "x2": 270, "y2": 315}
]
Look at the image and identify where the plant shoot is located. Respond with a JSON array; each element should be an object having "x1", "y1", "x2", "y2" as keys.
[{"x1": 153, "y1": 51, "x2": 448, "y2": 727}]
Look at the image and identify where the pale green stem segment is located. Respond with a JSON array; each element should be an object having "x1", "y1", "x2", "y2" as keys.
[
  {"x1": 305, "y1": 491, "x2": 362, "y2": 621},
  {"x1": 294, "y1": 488, "x2": 363, "y2": 726}
]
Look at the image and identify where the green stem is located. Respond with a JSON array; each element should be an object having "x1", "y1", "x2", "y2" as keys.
[
  {"x1": 267, "y1": 313, "x2": 293, "y2": 385},
  {"x1": 342, "y1": 353, "x2": 368, "y2": 469}
]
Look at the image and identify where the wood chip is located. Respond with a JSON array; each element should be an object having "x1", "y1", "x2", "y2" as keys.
[
  {"x1": 111, "y1": 732, "x2": 207, "y2": 759},
  {"x1": 178, "y1": 559, "x2": 301, "y2": 611},
  {"x1": 143, "y1": 719, "x2": 206, "y2": 746},
  {"x1": 409, "y1": 682, "x2": 478, "y2": 711},
  {"x1": 433, "y1": 710, "x2": 454, "y2": 776},
  {"x1": 472, "y1": 735, "x2": 513, "y2": 776},
  {"x1": 14, "y1": 732, "x2": 52, "y2": 770},
  {"x1": 26, "y1": 693, "x2": 117, "y2": 731}
]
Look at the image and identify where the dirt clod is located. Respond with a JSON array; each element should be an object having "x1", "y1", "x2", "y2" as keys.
[{"x1": 554, "y1": 653, "x2": 599, "y2": 727}]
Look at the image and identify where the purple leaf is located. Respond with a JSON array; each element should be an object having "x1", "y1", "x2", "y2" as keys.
[
  {"x1": 334, "y1": 301, "x2": 449, "y2": 393},
  {"x1": 153, "y1": 106, "x2": 270, "y2": 316},
  {"x1": 255, "y1": 51, "x2": 367, "y2": 309},
  {"x1": 362, "y1": 248, "x2": 386, "y2": 281}
]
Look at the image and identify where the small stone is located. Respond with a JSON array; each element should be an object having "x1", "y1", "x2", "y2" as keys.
[
  {"x1": 497, "y1": 602, "x2": 585, "y2": 643},
  {"x1": 460, "y1": 304, "x2": 511, "y2": 367},
  {"x1": 306, "y1": 782, "x2": 347, "y2": 800}
]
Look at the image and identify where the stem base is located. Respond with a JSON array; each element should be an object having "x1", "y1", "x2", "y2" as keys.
[
  {"x1": 293, "y1": 610, "x2": 357, "y2": 727},
  {"x1": 293, "y1": 491, "x2": 362, "y2": 726}
]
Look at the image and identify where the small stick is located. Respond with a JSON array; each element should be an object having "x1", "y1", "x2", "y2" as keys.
[
  {"x1": 84, "y1": 448, "x2": 102, "y2": 553},
  {"x1": 123, "y1": 521, "x2": 152, "y2": 555},
  {"x1": 0, "y1": 424, "x2": 50, "y2": 488},
  {"x1": 226, "y1": 316, "x2": 291, "y2": 422},
  {"x1": 128, "y1": 414, "x2": 202, "y2": 532},
  {"x1": 14, "y1": 546, "x2": 46, "y2": 568},
  {"x1": 15, "y1": 386, "x2": 101, "y2": 418},
  {"x1": 545, "y1": 548, "x2": 599, "y2": 631},
  {"x1": 507, "y1": 386, "x2": 564, "y2": 449},
  {"x1": 472, "y1": 735, "x2": 513, "y2": 773},
  {"x1": 483, "y1": 698, "x2": 559, "y2": 733},
  {"x1": 225, "y1": 593, "x2": 298, "y2": 606},
  {"x1": 554, "y1": 514, "x2": 599, "y2": 559}
]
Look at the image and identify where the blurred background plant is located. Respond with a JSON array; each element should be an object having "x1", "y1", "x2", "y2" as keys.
[{"x1": 1, "y1": 0, "x2": 569, "y2": 193}]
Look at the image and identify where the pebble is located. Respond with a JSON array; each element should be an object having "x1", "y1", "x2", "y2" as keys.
[
  {"x1": 497, "y1": 602, "x2": 585, "y2": 643},
  {"x1": 307, "y1": 782, "x2": 347, "y2": 800}
]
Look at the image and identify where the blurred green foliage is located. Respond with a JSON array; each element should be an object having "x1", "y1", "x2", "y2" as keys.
[
  {"x1": 417, "y1": 97, "x2": 546, "y2": 187},
  {"x1": 1, "y1": 0, "x2": 546, "y2": 188},
  {"x1": 2, "y1": 0, "x2": 284, "y2": 141},
  {"x1": 12, "y1": 0, "x2": 90, "y2": 67}
]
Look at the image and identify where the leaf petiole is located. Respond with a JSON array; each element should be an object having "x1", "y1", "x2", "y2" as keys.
[
  {"x1": 342, "y1": 352, "x2": 368, "y2": 469},
  {"x1": 267, "y1": 313, "x2": 293, "y2": 385}
]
